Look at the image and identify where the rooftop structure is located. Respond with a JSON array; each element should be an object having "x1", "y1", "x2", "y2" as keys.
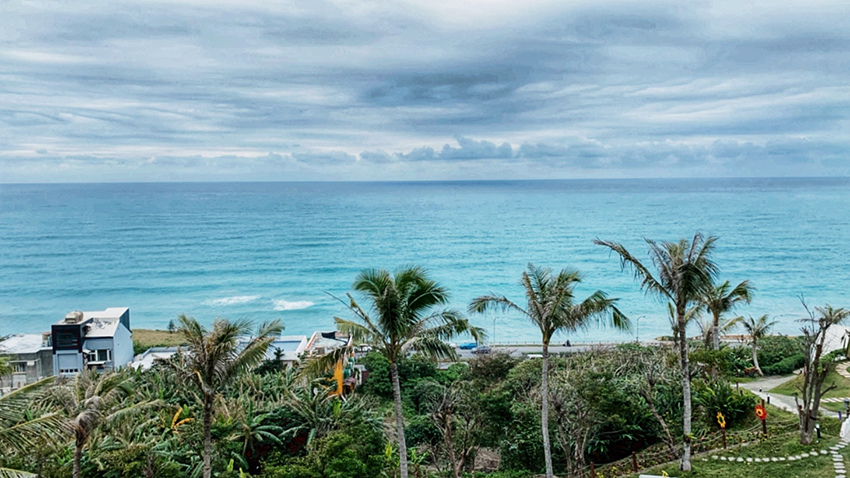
[
  {"x1": 263, "y1": 335, "x2": 308, "y2": 365},
  {"x1": 305, "y1": 331, "x2": 351, "y2": 357},
  {"x1": 131, "y1": 346, "x2": 181, "y2": 371}
]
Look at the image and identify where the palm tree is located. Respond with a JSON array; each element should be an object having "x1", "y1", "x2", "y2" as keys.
[
  {"x1": 701, "y1": 280, "x2": 753, "y2": 350},
  {"x1": 734, "y1": 314, "x2": 777, "y2": 376},
  {"x1": 176, "y1": 315, "x2": 283, "y2": 478},
  {"x1": 48, "y1": 370, "x2": 154, "y2": 478},
  {"x1": 282, "y1": 383, "x2": 380, "y2": 447},
  {"x1": 321, "y1": 266, "x2": 483, "y2": 478},
  {"x1": 595, "y1": 233, "x2": 718, "y2": 471},
  {"x1": 223, "y1": 400, "x2": 282, "y2": 473},
  {"x1": 469, "y1": 264, "x2": 628, "y2": 478},
  {"x1": 0, "y1": 378, "x2": 68, "y2": 478}
]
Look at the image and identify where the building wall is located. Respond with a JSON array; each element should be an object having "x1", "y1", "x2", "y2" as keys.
[
  {"x1": 54, "y1": 351, "x2": 83, "y2": 376},
  {"x1": 111, "y1": 324, "x2": 134, "y2": 369}
]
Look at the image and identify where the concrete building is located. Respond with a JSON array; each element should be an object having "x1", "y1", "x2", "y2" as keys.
[
  {"x1": 0, "y1": 333, "x2": 53, "y2": 390},
  {"x1": 260, "y1": 335, "x2": 308, "y2": 369},
  {"x1": 131, "y1": 346, "x2": 181, "y2": 371},
  {"x1": 51, "y1": 307, "x2": 134, "y2": 376}
]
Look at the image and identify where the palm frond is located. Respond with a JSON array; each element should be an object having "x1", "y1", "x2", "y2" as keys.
[{"x1": 594, "y1": 239, "x2": 670, "y2": 300}]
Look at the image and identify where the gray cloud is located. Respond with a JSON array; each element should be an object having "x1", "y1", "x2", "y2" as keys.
[{"x1": 0, "y1": 0, "x2": 849, "y2": 182}]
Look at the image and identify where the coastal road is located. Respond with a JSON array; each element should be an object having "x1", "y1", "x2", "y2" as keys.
[{"x1": 455, "y1": 341, "x2": 662, "y2": 360}]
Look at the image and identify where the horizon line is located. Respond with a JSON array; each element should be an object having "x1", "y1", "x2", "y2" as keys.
[{"x1": 1, "y1": 175, "x2": 848, "y2": 187}]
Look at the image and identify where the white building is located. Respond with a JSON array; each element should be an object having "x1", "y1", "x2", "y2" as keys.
[
  {"x1": 262, "y1": 335, "x2": 308, "y2": 369},
  {"x1": 51, "y1": 308, "x2": 134, "y2": 376},
  {"x1": 0, "y1": 333, "x2": 53, "y2": 390}
]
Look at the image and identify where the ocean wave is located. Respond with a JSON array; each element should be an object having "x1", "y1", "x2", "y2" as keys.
[
  {"x1": 273, "y1": 299, "x2": 314, "y2": 311},
  {"x1": 206, "y1": 295, "x2": 261, "y2": 306}
]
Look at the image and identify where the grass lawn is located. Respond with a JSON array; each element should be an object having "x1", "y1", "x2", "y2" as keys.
[
  {"x1": 624, "y1": 434, "x2": 843, "y2": 478},
  {"x1": 769, "y1": 366, "x2": 850, "y2": 399},
  {"x1": 132, "y1": 328, "x2": 186, "y2": 353}
]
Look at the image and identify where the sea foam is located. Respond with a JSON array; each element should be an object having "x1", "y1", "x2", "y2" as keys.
[
  {"x1": 206, "y1": 295, "x2": 261, "y2": 306},
  {"x1": 273, "y1": 299, "x2": 314, "y2": 311}
]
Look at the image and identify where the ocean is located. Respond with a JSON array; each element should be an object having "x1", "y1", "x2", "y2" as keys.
[{"x1": 1, "y1": 178, "x2": 849, "y2": 344}]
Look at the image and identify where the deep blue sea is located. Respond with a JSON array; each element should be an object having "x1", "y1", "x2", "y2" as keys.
[{"x1": 1, "y1": 178, "x2": 849, "y2": 344}]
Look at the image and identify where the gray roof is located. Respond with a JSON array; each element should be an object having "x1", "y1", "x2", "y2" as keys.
[{"x1": 0, "y1": 334, "x2": 46, "y2": 354}]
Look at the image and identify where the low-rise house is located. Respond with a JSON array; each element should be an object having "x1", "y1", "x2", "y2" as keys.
[
  {"x1": 0, "y1": 333, "x2": 53, "y2": 390},
  {"x1": 260, "y1": 335, "x2": 308, "y2": 369},
  {"x1": 131, "y1": 346, "x2": 181, "y2": 371},
  {"x1": 51, "y1": 307, "x2": 134, "y2": 376}
]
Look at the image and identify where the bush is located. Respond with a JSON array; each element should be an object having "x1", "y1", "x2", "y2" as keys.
[
  {"x1": 761, "y1": 354, "x2": 805, "y2": 376},
  {"x1": 757, "y1": 336, "x2": 804, "y2": 368}
]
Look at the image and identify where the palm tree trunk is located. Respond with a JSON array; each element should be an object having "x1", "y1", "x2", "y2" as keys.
[
  {"x1": 390, "y1": 361, "x2": 409, "y2": 478},
  {"x1": 541, "y1": 340, "x2": 554, "y2": 478},
  {"x1": 712, "y1": 311, "x2": 721, "y2": 351},
  {"x1": 752, "y1": 341, "x2": 763, "y2": 376},
  {"x1": 203, "y1": 397, "x2": 213, "y2": 478},
  {"x1": 73, "y1": 440, "x2": 83, "y2": 478},
  {"x1": 677, "y1": 306, "x2": 692, "y2": 472}
]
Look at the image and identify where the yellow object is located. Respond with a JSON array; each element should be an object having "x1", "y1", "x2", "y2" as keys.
[
  {"x1": 716, "y1": 411, "x2": 726, "y2": 429},
  {"x1": 333, "y1": 358, "x2": 344, "y2": 396},
  {"x1": 662, "y1": 471, "x2": 669, "y2": 477}
]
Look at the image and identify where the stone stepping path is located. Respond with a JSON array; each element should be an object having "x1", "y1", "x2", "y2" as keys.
[
  {"x1": 822, "y1": 397, "x2": 850, "y2": 403},
  {"x1": 706, "y1": 438, "x2": 848, "y2": 477},
  {"x1": 831, "y1": 440, "x2": 848, "y2": 478},
  {"x1": 839, "y1": 362, "x2": 850, "y2": 380}
]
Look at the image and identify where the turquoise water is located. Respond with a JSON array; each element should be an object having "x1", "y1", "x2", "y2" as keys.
[{"x1": 1, "y1": 178, "x2": 849, "y2": 343}]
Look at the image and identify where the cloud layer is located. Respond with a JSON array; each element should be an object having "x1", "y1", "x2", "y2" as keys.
[{"x1": 1, "y1": 0, "x2": 848, "y2": 181}]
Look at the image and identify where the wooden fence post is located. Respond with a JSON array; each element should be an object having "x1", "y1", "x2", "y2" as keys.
[
  {"x1": 590, "y1": 461, "x2": 596, "y2": 478},
  {"x1": 632, "y1": 452, "x2": 639, "y2": 472}
]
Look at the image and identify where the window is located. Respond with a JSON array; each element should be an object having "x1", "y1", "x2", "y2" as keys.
[
  {"x1": 12, "y1": 362, "x2": 26, "y2": 373},
  {"x1": 87, "y1": 349, "x2": 112, "y2": 363},
  {"x1": 56, "y1": 331, "x2": 79, "y2": 348}
]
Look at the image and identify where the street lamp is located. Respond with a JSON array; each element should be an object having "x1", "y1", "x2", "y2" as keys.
[{"x1": 636, "y1": 316, "x2": 645, "y2": 343}]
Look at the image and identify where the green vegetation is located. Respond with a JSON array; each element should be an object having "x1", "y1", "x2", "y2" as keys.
[
  {"x1": 2, "y1": 251, "x2": 849, "y2": 478},
  {"x1": 771, "y1": 367, "x2": 850, "y2": 398},
  {"x1": 469, "y1": 263, "x2": 628, "y2": 478},
  {"x1": 311, "y1": 266, "x2": 482, "y2": 478},
  {"x1": 596, "y1": 232, "x2": 720, "y2": 472},
  {"x1": 624, "y1": 430, "x2": 845, "y2": 478}
]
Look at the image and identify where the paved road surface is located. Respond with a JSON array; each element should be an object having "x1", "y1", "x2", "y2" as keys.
[{"x1": 455, "y1": 341, "x2": 662, "y2": 359}]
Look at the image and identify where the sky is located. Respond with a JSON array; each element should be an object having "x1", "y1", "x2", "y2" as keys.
[{"x1": 1, "y1": 0, "x2": 848, "y2": 182}]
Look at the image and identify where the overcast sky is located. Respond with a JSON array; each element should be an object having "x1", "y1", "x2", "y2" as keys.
[{"x1": 1, "y1": 0, "x2": 848, "y2": 182}]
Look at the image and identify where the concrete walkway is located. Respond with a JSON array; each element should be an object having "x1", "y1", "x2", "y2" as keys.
[
  {"x1": 740, "y1": 361, "x2": 850, "y2": 416},
  {"x1": 738, "y1": 375, "x2": 801, "y2": 413}
]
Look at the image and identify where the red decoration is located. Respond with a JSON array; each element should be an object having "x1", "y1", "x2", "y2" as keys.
[{"x1": 755, "y1": 404, "x2": 767, "y2": 421}]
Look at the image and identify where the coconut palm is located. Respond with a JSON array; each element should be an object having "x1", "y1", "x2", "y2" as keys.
[
  {"x1": 0, "y1": 378, "x2": 68, "y2": 478},
  {"x1": 733, "y1": 314, "x2": 777, "y2": 376},
  {"x1": 47, "y1": 370, "x2": 154, "y2": 478},
  {"x1": 595, "y1": 233, "x2": 718, "y2": 471},
  {"x1": 176, "y1": 315, "x2": 283, "y2": 478},
  {"x1": 701, "y1": 280, "x2": 753, "y2": 350},
  {"x1": 469, "y1": 263, "x2": 628, "y2": 478},
  {"x1": 320, "y1": 266, "x2": 483, "y2": 478}
]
